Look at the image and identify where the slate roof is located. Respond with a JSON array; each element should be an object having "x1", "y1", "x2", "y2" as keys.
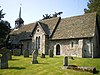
[
  {"x1": 38, "y1": 22, "x2": 50, "y2": 35},
  {"x1": 10, "y1": 23, "x2": 36, "y2": 44},
  {"x1": 52, "y1": 12, "x2": 97, "y2": 40},
  {"x1": 10, "y1": 23, "x2": 36, "y2": 35},
  {"x1": 10, "y1": 12, "x2": 97, "y2": 43},
  {"x1": 40, "y1": 17, "x2": 60, "y2": 36}
]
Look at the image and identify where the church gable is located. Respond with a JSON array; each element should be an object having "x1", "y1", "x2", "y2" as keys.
[
  {"x1": 34, "y1": 24, "x2": 45, "y2": 36},
  {"x1": 40, "y1": 17, "x2": 61, "y2": 36},
  {"x1": 32, "y1": 22, "x2": 47, "y2": 36}
]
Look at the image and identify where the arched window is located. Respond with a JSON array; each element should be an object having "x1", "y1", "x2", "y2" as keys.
[
  {"x1": 38, "y1": 36, "x2": 40, "y2": 49},
  {"x1": 36, "y1": 36, "x2": 40, "y2": 50},
  {"x1": 56, "y1": 44, "x2": 60, "y2": 55},
  {"x1": 71, "y1": 42, "x2": 73, "y2": 48}
]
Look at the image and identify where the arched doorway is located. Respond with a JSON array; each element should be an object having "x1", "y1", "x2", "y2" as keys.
[{"x1": 56, "y1": 44, "x2": 60, "y2": 55}]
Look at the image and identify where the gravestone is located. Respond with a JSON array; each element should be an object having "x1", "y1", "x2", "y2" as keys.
[
  {"x1": 49, "y1": 50, "x2": 54, "y2": 57},
  {"x1": 13, "y1": 49, "x2": 21, "y2": 56},
  {"x1": 63, "y1": 56, "x2": 68, "y2": 66},
  {"x1": 41, "y1": 53, "x2": 45, "y2": 58},
  {"x1": 0, "y1": 47, "x2": 8, "y2": 69},
  {"x1": 23, "y1": 50, "x2": 29, "y2": 57},
  {"x1": 7, "y1": 49, "x2": 12, "y2": 60},
  {"x1": 31, "y1": 50, "x2": 38, "y2": 64}
]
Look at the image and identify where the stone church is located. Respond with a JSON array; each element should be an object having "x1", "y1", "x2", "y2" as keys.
[{"x1": 9, "y1": 8, "x2": 100, "y2": 58}]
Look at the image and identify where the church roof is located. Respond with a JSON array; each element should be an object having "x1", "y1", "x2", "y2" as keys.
[
  {"x1": 10, "y1": 23, "x2": 36, "y2": 35},
  {"x1": 40, "y1": 17, "x2": 60, "y2": 36},
  {"x1": 15, "y1": 17, "x2": 24, "y2": 23},
  {"x1": 10, "y1": 23, "x2": 36, "y2": 44},
  {"x1": 31, "y1": 17, "x2": 60, "y2": 36},
  {"x1": 52, "y1": 12, "x2": 97, "y2": 40},
  {"x1": 10, "y1": 12, "x2": 98, "y2": 44}
]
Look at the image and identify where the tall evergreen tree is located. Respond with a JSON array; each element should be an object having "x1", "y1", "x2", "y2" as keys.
[
  {"x1": 84, "y1": 0, "x2": 100, "y2": 15},
  {"x1": 0, "y1": 6, "x2": 11, "y2": 48}
]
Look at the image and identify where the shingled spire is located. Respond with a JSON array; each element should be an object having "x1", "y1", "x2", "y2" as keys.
[
  {"x1": 19, "y1": 7, "x2": 21, "y2": 18},
  {"x1": 15, "y1": 6, "x2": 24, "y2": 29}
]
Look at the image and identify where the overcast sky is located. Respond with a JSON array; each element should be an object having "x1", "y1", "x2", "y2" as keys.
[{"x1": 0, "y1": 0, "x2": 88, "y2": 28}]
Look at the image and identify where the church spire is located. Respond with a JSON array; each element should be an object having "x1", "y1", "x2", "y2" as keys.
[
  {"x1": 19, "y1": 7, "x2": 21, "y2": 18},
  {"x1": 15, "y1": 6, "x2": 24, "y2": 29}
]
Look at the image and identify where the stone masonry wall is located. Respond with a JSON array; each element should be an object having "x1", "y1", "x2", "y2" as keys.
[
  {"x1": 22, "y1": 40, "x2": 32, "y2": 54},
  {"x1": 49, "y1": 38, "x2": 93, "y2": 58},
  {"x1": 32, "y1": 25, "x2": 47, "y2": 54}
]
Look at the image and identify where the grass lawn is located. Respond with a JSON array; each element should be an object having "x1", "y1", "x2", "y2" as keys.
[{"x1": 0, "y1": 55, "x2": 100, "y2": 75}]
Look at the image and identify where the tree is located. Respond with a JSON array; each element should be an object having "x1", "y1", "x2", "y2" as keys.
[
  {"x1": 0, "y1": 6, "x2": 11, "y2": 48},
  {"x1": 0, "y1": 6, "x2": 5, "y2": 20},
  {"x1": 84, "y1": 0, "x2": 100, "y2": 15}
]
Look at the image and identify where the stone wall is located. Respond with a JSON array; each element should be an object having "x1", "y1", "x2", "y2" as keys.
[
  {"x1": 50, "y1": 38, "x2": 93, "y2": 58},
  {"x1": 22, "y1": 40, "x2": 32, "y2": 54},
  {"x1": 93, "y1": 24, "x2": 100, "y2": 58},
  {"x1": 32, "y1": 25, "x2": 49, "y2": 55},
  {"x1": 82, "y1": 38, "x2": 93, "y2": 58}
]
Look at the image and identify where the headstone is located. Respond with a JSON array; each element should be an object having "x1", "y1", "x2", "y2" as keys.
[
  {"x1": 7, "y1": 50, "x2": 12, "y2": 60},
  {"x1": 31, "y1": 50, "x2": 38, "y2": 64},
  {"x1": 41, "y1": 53, "x2": 45, "y2": 58},
  {"x1": 0, "y1": 54, "x2": 8, "y2": 69},
  {"x1": 23, "y1": 50, "x2": 29, "y2": 57},
  {"x1": 63, "y1": 56, "x2": 68, "y2": 66},
  {"x1": 49, "y1": 50, "x2": 53, "y2": 57},
  {"x1": 0, "y1": 48, "x2": 8, "y2": 69},
  {"x1": 13, "y1": 49, "x2": 21, "y2": 56}
]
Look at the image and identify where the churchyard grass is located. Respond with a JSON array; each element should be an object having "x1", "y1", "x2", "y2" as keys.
[{"x1": 0, "y1": 55, "x2": 100, "y2": 75}]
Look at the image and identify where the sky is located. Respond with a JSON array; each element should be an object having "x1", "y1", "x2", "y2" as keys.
[{"x1": 0, "y1": 0, "x2": 88, "y2": 28}]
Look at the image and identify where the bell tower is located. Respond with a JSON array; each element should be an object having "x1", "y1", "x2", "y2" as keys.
[{"x1": 15, "y1": 7, "x2": 24, "y2": 29}]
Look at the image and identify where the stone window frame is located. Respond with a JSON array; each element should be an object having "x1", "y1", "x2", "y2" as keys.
[
  {"x1": 71, "y1": 41, "x2": 74, "y2": 48},
  {"x1": 54, "y1": 43, "x2": 62, "y2": 56},
  {"x1": 70, "y1": 40, "x2": 79, "y2": 48},
  {"x1": 37, "y1": 28, "x2": 39, "y2": 32},
  {"x1": 36, "y1": 36, "x2": 40, "y2": 50}
]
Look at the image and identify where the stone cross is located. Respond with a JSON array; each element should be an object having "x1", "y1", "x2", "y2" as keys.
[
  {"x1": 63, "y1": 56, "x2": 68, "y2": 66},
  {"x1": 31, "y1": 50, "x2": 38, "y2": 64}
]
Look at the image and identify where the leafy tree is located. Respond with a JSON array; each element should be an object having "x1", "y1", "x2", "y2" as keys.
[
  {"x1": 84, "y1": 0, "x2": 100, "y2": 15},
  {"x1": 0, "y1": 6, "x2": 11, "y2": 48}
]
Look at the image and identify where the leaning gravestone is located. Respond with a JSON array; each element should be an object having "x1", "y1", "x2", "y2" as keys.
[
  {"x1": 0, "y1": 47, "x2": 8, "y2": 69},
  {"x1": 13, "y1": 49, "x2": 21, "y2": 56},
  {"x1": 31, "y1": 50, "x2": 38, "y2": 64},
  {"x1": 49, "y1": 50, "x2": 54, "y2": 57},
  {"x1": 63, "y1": 56, "x2": 68, "y2": 66},
  {"x1": 23, "y1": 50, "x2": 29, "y2": 57}
]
